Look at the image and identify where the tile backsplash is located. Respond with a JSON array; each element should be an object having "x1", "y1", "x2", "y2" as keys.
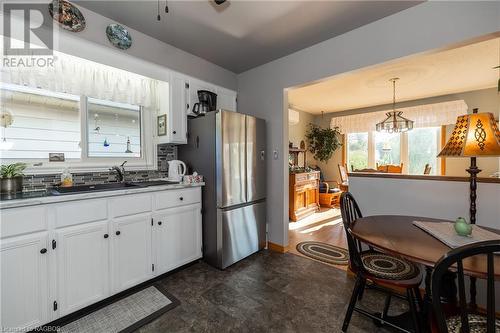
[{"x1": 22, "y1": 144, "x2": 177, "y2": 192}]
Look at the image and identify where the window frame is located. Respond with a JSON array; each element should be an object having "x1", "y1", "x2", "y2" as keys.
[
  {"x1": 345, "y1": 127, "x2": 442, "y2": 174},
  {"x1": 0, "y1": 83, "x2": 157, "y2": 174}
]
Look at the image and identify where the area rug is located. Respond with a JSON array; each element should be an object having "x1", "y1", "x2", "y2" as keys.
[
  {"x1": 58, "y1": 283, "x2": 179, "y2": 333},
  {"x1": 296, "y1": 241, "x2": 349, "y2": 265}
]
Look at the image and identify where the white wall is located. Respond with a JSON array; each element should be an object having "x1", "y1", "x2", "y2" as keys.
[
  {"x1": 237, "y1": 2, "x2": 500, "y2": 246},
  {"x1": 350, "y1": 177, "x2": 499, "y2": 229},
  {"x1": 288, "y1": 109, "x2": 315, "y2": 167}
]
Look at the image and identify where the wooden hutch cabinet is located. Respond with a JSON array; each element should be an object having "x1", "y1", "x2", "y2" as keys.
[{"x1": 289, "y1": 171, "x2": 320, "y2": 222}]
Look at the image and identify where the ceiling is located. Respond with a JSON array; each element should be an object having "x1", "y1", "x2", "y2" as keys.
[
  {"x1": 76, "y1": 1, "x2": 420, "y2": 73},
  {"x1": 288, "y1": 37, "x2": 500, "y2": 114}
]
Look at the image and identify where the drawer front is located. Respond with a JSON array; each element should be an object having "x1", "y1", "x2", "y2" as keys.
[
  {"x1": 0, "y1": 206, "x2": 48, "y2": 238},
  {"x1": 155, "y1": 188, "x2": 201, "y2": 210},
  {"x1": 109, "y1": 193, "x2": 152, "y2": 218},
  {"x1": 55, "y1": 199, "x2": 108, "y2": 228}
]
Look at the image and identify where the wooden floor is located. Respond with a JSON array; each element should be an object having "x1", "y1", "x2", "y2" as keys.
[{"x1": 288, "y1": 207, "x2": 348, "y2": 269}]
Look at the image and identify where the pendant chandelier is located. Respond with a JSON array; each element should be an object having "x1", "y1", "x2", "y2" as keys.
[{"x1": 376, "y1": 78, "x2": 414, "y2": 133}]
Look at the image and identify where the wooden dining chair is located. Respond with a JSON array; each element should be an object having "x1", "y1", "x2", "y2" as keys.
[
  {"x1": 338, "y1": 164, "x2": 349, "y2": 191},
  {"x1": 423, "y1": 164, "x2": 432, "y2": 175},
  {"x1": 432, "y1": 240, "x2": 500, "y2": 333},
  {"x1": 340, "y1": 192, "x2": 423, "y2": 333},
  {"x1": 376, "y1": 163, "x2": 404, "y2": 173}
]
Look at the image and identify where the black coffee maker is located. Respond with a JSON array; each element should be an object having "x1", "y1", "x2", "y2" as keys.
[{"x1": 192, "y1": 90, "x2": 217, "y2": 115}]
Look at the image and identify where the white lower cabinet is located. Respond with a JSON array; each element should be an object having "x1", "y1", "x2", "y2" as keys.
[
  {"x1": 153, "y1": 204, "x2": 202, "y2": 275},
  {"x1": 0, "y1": 232, "x2": 49, "y2": 331},
  {"x1": 111, "y1": 213, "x2": 153, "y2": 293},
  {"x1": 0, "y1": 187, "x2": 202, "y2": 330},
  {"x1": 55, "y1": 221, "x2": 109, "y2": 316}
]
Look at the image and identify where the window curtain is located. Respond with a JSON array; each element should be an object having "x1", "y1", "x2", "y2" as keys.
[
  {"x1": 330, "y1": 100, "x2": 468, "y2": 133},
  {"x1": 1, "y1": 50, "x2": 159, "y2": 109}
]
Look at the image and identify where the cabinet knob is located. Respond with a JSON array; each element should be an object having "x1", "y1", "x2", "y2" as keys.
[
  {"x1": 104, "y1": 234, "x2": 109, "y2": 239},
  {"x1": 40, "y1": 248, "x2": 47, "y2": 254},
  {"x1": 116, "y1": 231, "x2": 121, "y2": 236},
  {"x1": 179, "y1": 197, "x2": 184, "y2": 201},
  {"x1": 173, "y1": 130, "x2": 177, "y2": 134},
  {"x1": 158, "y1": 221, "x2": 162, "y2": 225}
]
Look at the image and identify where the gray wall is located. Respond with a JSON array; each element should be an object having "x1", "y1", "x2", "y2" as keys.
[
  {"x1": 237, "y1": 2, "x2": 500, "y2": 247},
  {"x1": 31, "y1": 3, "x2": 237, "y2": 89}
]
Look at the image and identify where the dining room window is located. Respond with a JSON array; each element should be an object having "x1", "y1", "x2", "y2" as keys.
[
  {"x1": 374, "y1": 131, "x2": 401, "y2": 166},
  {"x1": 345, "y1": 127, "x2": 441, "y2": 174},
  {"x1": 407, "y1": 127, "x2": 440, "y2": 175},
  {"x1": 347, "y1": 132, "x2": 369, "y2": 171}
]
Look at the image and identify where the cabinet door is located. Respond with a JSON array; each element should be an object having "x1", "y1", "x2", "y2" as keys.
[
  {"x1": 111, "y1": 214, "x2": 152, "y2": 292},
  {"x1": 153, "y1": 204, "x2": 202, "y2": 275},
  {"x1": 217, "y1": 88, "x2": 237, "y2": 112},
  {"x1": 55, "y1": 221, "x2": 109, "y2": 316},
  {"x1": 170, "y1": 74, "x2": 188, "y2": 143},
  {"x1": 1, "y1": 233, "x2": 49, "y2": 331}
]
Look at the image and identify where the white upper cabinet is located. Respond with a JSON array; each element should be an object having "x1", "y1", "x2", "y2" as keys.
[
  {"x1": 157, "y1": 72, "x2": 237, "y2": 145},
  {"x1": 1, "y1": 232, "x2": 49, "y2": 331},
  {"x1": 55, "y1": 221, "x2": 109, "y2": 316},
  {"x1": 162, "y1": 74, "x2": 188, "y2": 144}
]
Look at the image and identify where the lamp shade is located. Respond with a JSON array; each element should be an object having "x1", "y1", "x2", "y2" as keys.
[{"x1": 438, "y1": 112, "x2": 500, "y2": 157}]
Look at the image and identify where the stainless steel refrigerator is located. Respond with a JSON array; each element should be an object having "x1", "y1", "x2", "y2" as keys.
[{"x1": 178, "y1": 110, "x2": 266, "y2": 269}]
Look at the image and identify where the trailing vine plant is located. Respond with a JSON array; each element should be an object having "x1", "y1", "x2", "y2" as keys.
[{"x1": 305, "y1": 123, "x2": 342, "y2": 162}]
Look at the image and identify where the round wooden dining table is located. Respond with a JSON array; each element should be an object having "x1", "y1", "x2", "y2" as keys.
[
  {"x1": 351, "y1": 215, "x2": 500, "y2": 332},
  {"x1": 351, "y1": 215, "x2": 500, "y2": 279}
]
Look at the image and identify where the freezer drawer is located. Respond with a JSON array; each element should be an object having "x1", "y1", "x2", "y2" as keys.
[{"x1": 219, "y1": 201, "x2": 266, "y2": 269}]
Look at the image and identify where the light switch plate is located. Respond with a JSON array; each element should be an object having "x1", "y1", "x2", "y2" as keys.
[{"x1": 273, "y1": 150, "x2": 278, "y2": 160}]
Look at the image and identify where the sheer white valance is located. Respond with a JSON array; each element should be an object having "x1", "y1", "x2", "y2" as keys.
[
  {"x1": 1, "y1": 50, "x2": 159, "y2": 109},
  {"x1": 330, "y1": 100, "x2": 468, "y2": 133}
]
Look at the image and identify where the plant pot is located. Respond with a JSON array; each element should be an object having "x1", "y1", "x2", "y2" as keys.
[{"x1": 0, "y1": 176, "x2": 23, "y2": 194}]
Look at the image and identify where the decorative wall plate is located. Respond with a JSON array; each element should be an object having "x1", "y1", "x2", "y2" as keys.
[
  {"x1": 106, "y1": 24, "x2": 132, "y2": 50},
  {"x1": 48, "y1": 0, "x2": 86, "y2": 32}
]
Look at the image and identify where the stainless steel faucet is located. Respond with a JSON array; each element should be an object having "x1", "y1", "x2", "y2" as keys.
[{"x1": 110, "y1": 161, "x2": 127, "y2": 182}]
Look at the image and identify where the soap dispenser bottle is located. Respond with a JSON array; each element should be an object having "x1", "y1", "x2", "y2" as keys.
[{"x1": 60, "y1": 168, "x2": 73, "y2": 187}]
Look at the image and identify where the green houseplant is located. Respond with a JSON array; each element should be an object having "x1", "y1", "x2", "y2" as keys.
[
  {"x1": 0, "y1": 162, "x2": 27, "y2": 194},
  {"x1": 305, "y1": 124, "x2": 342, "y2": 162}
]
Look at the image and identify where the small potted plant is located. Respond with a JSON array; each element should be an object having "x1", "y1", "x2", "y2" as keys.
[{"x1": 1, "y1": 162, "x2": 27, "y2": 194}]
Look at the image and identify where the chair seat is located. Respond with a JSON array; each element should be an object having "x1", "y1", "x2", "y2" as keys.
[
  {"x1": 446, "y1": 314, "x2": 500, "y2": 333},
  {"x1": 320, "y1": 187, "x2": 341, "y2": 194},
  {"x1": 360, "y1": 251, "x2": 420, "y2": 282}
]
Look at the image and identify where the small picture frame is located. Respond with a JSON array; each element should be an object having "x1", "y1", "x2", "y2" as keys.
[{"x1": 157, "y1": 114, "x2": 167, "y2": 136}]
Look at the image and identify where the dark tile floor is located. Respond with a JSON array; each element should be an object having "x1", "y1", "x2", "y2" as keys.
[{"x1": 137, "y1": 251, "x2": 406, "y2": 332}]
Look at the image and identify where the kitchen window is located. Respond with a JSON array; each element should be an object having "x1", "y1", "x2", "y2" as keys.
[
  {"x1": 1, "y1": 46, "x2": 164, "y2": 172},
  {"x1": 0, "y1": 83, "x2": 154, "y2": 172}
]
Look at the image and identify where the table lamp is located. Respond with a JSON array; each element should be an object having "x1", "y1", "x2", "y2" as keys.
[{"x1": 437, "y1": 108, "x2": 500, "y2": 308}]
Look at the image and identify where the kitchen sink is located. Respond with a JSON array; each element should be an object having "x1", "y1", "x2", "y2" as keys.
[
  {"x1": 50, "y1": 182, "x2": 140, "y2": 195},
  {"x1": 130, "y1": 180, "x2": 180, "y2": 187}
]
